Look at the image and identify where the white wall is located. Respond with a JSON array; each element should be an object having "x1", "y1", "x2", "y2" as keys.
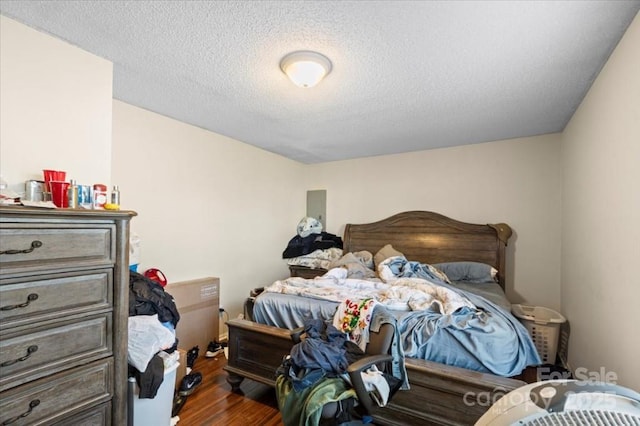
[
  {"x1": 561, "y1": 13, "x2": 640, "y2": 389},
  {"x1": 0, "y1": 16, "x2": 113, "y2": 190},
  {"x1": 111, "y1": 101, "x2": 306, "y2": 316},
  {"x1": 307, "y1": 134, "x2": 563, "y2": 309}
]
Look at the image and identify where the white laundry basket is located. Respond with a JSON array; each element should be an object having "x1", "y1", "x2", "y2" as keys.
[{"x1": 511, "y1": 304, "x2": 566, "y2": 364}]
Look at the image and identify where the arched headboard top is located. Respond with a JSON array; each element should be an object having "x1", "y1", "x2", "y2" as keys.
[{"x1": 343, "y1": 211, "x2": 512, "y2": 289}]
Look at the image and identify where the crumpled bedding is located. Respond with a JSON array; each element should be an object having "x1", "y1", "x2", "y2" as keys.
[
  {"x1": 263, "y1": 267, "x2": 473, "y2": 314},
  {"x1": 263, "y1": 268, "x2": 387, "y2": 304},
  {"x1": 285, "y1": 247, "x2": 343, "y2": 270},
  {"x1": 378, "y1": 255, "x2": 451, "y2": 284},
  {"x1": 285, "y1": 248, "x2": 377, "y2": 279},
  {"x1": 260, "y1": 255, "x2": 541, "y2": 377}
]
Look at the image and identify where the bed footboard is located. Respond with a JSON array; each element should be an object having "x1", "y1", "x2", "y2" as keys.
[
  {"x1": 224, "y1": 319, "x2": 525, "y2": 425},
  {"x1": 224, "y1": 319, "x2": 295, "y2": 390},
  {"x1": 377, "y1": 359, "x2": 525, "y2": 425}
]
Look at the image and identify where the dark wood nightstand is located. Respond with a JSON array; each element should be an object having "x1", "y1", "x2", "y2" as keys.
[{"x1": 288, "y1": 265, "x2": 328, "y2": 278}]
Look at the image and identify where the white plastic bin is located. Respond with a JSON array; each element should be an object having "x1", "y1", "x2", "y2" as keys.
[
  {"x1": 511, "y1": 304, "x2": 566, "y2": 364},
  {"x1": 130, "y1": 361, "x2": 178, "y2": 426}
]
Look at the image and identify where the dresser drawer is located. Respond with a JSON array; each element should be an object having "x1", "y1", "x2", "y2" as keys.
[
  {"x1": 0, "y1": 270, "x2": 112, "y2": 330},
  {"x1": 52, "y1": 401, "x2": 111, "y2": 426},
  {"x1": 1, "y1": 314, "x2": 111, "y2": 391},
  {"x1": 0, "y1": 224, "x2": 114, "y2": 276},
  {"x1": 0, "y1": 359, "x2": 112, "y2": 426}
]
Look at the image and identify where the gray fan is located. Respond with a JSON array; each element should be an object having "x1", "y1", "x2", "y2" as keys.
[{"x1": 476, "y1": 380, "x2": 640, "y2": 425}]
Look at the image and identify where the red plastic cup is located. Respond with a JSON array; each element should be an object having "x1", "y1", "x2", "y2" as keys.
[
  {"x1": 43, "y1": 169, "x2": 66, "y2": 182},
  {"x1": 43, "y1": 170, "x2": 66, "y2": 193},
  {"x1": 43, "y1": 170, "x2": 55, "y2": 182},
  {"x1": 49, "y1": 181, "x2": 70, "y2": 208}
]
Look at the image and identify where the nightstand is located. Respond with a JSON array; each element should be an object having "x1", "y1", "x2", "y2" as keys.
[{"x1": 288, "y1": 265, "x2": 327, "y2": 279}]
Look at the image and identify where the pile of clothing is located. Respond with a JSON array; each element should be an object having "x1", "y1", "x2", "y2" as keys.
[
  {"x1": 128, "y1": 271, "x2": 180, "y2": 399},
  {"x1": 275, "y1": 318, "x2": 402, "y2": 426},
  {"x1": 282, "y1": 217, "x2": 344, "y2": 270}
]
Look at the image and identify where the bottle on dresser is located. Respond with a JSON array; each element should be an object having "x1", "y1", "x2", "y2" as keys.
[
  {"x1": 111, "y1": 185, "x2": 120, "y2": 206},
  {"x1": 67, "y1": 179, "x2": 78, "y2": 208}
]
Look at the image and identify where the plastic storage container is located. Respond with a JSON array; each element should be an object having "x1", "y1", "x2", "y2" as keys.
[
  {"x1": 511, "y1": 304, "x2": 566, "y2": 364},
  {"x1": 129, "y1": 361, "x2": 178, "y2": 426}
]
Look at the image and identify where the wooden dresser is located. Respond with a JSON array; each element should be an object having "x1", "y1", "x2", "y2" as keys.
[{"x1": 0, "y1": 207, "x2": 135, "y2": 425}]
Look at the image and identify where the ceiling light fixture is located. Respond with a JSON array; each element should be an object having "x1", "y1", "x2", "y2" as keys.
[{"x1": 280, "y1": 51, "x2": 332, "y2": 88}]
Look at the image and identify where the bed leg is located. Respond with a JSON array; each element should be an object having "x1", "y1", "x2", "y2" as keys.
[{"x1": 226, "y1": 372, "x2": 244, "y2": 392}]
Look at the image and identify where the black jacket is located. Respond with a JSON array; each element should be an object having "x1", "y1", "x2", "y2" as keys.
[
  {"x1": 129, "y1": 271, "x2": 180, "y2": 327},
  {"x1": 282, "y1": 232, "x2": 343, "y2": 259}
]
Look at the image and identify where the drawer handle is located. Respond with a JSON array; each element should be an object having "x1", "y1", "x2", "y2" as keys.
[
  {"x1": 0, "y1": 293, "x2": 39, "y2": 311},
  {"x1": 0, "y1": 345, "x2": 38, "y2": 367},
  {"x1": 2, "y1": 399, "x2": 40, "y2": 425},
  {"x1": 0, "y1": 240, "x2": 43, "y2": 255}
]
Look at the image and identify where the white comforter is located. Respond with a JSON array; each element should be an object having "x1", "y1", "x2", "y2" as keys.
[{"x1": 263, "y1": 266, "x2": 474, "y2": 315}]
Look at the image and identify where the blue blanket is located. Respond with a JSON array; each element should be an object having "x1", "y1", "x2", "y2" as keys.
[{"x1": 390, "y1": 258, "x2": 541, "y2": 376}]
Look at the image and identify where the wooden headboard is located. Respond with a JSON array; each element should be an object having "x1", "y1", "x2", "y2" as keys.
[{"x1": 343, "y1": 211, "x2": 512, "y2": 289}]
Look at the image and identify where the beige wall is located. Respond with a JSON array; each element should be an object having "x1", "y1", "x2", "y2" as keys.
[
  {"x1": 111, "y1": 101, "x2": 306, "y2": 315},
  {"x1": 561, "y1": 13, "x2": 640, "y2": 388},
  {"x1": 307, "y1": 134, "x2": 563, "y2": 309},
  {"x1": 0, "y1": 16, "x2": 113, "y2": 191}
]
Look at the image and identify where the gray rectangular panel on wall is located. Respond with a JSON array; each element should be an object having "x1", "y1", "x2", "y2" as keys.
[{"x1": 306, "y1": 190, "x2": 326, "y2": 230}]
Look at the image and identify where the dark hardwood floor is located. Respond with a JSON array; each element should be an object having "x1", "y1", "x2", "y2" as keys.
[{"x1": 175, "y1": 352, "x2": 284, "y2": 425}]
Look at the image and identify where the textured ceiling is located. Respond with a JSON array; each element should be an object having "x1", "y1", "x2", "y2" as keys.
[{"x1": 1, "y1": 1, "x2": 638, "y2": 164}]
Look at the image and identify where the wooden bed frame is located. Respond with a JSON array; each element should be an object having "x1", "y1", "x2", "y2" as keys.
[{"x1": 225, "y1": 211, "x2": 526, "y2": 425}]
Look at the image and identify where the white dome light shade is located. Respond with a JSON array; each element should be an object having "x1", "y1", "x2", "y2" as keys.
[{"x1": 280, "y1": 51, "x2": 332, "y2": 88}]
